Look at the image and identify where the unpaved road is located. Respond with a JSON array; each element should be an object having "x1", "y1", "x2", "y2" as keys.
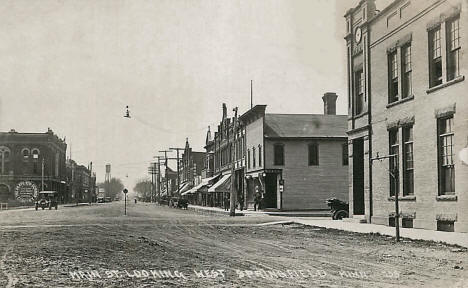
[{"x1": 0, "y1": 202, "x2": 467, "y2": 287}]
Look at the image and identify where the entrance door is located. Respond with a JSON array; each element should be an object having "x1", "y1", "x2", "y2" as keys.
[
  {"x1": 352, "y1": 138, "x2": 365, "y2": 215},
  {"x1": 264, "y1": 173, "x2": 277, "y2": 209},
  {"x1": 0, "y1": 184, "x2": 9, "y2": 202}
]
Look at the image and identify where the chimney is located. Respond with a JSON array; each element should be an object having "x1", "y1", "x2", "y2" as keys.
[{"x1": 322, "y1": 92, "x2": 338, "y2": 115}]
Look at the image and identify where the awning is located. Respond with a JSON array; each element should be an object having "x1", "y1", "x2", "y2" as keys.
[
  {"x1": 177, "y1": 182, "x2": 192, "y2": 195},
  {"x1": 208, "y1": 174, "x2": 231, "y2": 193}
]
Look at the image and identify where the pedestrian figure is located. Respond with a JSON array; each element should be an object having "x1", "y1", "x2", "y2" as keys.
[
  {"x1": 134, "y1": 198, "x2": 137, "y2": 204},
  {"x1": 224, "y1": 194, "x2": 230, "y2": 211},
  {"x1": 238, "y1": 194, "x2": 244, "y2": 211},
  {"x1": 254, "y1": 191, "x2": 261, "y2": 211}
]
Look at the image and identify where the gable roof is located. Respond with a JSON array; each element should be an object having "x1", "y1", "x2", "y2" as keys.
[{"x1": 264, "y1": 114, "x2": 347, "y2": 139}]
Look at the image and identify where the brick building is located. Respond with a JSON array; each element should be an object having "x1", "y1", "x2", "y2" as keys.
[
  {"x1": 345, "y1": 0, "x2": 468, "y2": 232},
  {"x1": 178, "y1": 138, "x2": 205, "y2": 196},
  {"x1": 239, "y1": 93, "x2": 348, "y2": 210},
  {"x1": 0, "y1": 129, "x2": 67, "y2": 205}
]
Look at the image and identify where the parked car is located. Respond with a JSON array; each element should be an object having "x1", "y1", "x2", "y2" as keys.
[
  {"x1": 35, "y1": 191, "x2": 58, "y2": 210},
  {"x1": 326, "y1": 198, "x2": 349, "y2": 220},
  {"x1": 97, "y1": 197, "x2": 105, "y2": 203}
]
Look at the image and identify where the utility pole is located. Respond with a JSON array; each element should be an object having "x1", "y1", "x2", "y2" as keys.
[
  {"x1": 371, "y1": 153, "x2": 400, "y2": 242},
  {"x1": 41, "y1": 157, "x2": 45, "y2": 191},
  {"x1": 170, "y1": 147, "x2": 184, "y2": 196},
  {"x1": 230, "y1": 107, "x2": 238, "y2": 217},
  {"x1": 250, "y1": 80, "x2": 253, "y2": 109}
]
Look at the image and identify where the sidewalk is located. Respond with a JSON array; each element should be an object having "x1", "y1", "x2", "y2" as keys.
[
  {"x1": 187, "y1": 204, "x2": 330, "y2": 217},
  {"x1": 291, "y1": 217, "x2": 468, "y2": 248}
]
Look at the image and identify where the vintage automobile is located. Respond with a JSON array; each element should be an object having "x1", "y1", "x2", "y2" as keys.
[
  {"x1": 35, "y1": 191, "x2": 58, "y2": 210},
  {"x1": 169, "y1": 197, "x2": 188, "y2": 209},
  {"x1": 326, "y1": 198, "x2": 349, "y2": 220}
]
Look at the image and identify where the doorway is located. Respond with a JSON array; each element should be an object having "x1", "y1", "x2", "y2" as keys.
[
  {"x1": 352, "y1": 138, "x2": 365, "y2": 215},
  {"x1": 264, "y1": 173, "x2": 278, "y2": 209}
]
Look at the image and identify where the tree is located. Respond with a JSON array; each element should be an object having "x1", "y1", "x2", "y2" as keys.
[
  {"x1": 133, "y1": 178, "x2": 152, "y2": 201},
  {"x1": 97, "y1": 178, "x2": 124, "y2": 200}
]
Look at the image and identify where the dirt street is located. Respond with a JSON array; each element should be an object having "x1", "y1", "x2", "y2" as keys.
[{"x1": 0, "y1": 202, "x2": 467, "y2": 287}]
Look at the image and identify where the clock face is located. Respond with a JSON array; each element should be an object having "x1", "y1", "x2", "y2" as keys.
[{"x1": 355, "y1": 27, "x2": 362, "y2": 43}]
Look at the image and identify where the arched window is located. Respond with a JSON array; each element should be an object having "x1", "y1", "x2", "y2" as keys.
[
  {"x1": 22, "y1": 148, "x2": 30, "y2": 160},
  {"x1": 32, "y1": 148, "x2": 40, "y2": 160},
  {"x1": 0, "y1": 146, "x2": 11, "y2": 162}
]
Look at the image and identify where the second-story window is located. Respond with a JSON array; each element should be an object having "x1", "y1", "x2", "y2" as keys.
[
  {"x1": 388, "y1": 51, "x2": 399, "y2": 103},
  {"x1": 308, "y1": 143, "x2": 319, "y2": 166},
  {"x1": 447, "y1": 16, "x2": 460, "y2": 81},
  {"x1": 401, "y1": 44, "x2": 412, "y2": 98},
  {"x1": 355, "y1": 70, "x2": 364, "y2": 114},
  {"x1": 258, "y1": 145, "x2": 262, "y2": 167},
  {"x1": 247, "y1": 149, "x2": 251, "y2": 169},
  {"x1": 252, "y1": 147, "x2": 256, "y2": 168},
  {"x1": 342, "y1": 143, "x2": 349, "y2": 166},
  {"x1": 429, "y1": 26, "x2": 443, "y2": 87},
  {"x1": 22, "y1": 148, "x2": 30, "y2": 161},
  {"x1": 274, "y1": 144, "x2": 284, "y2": 166}
]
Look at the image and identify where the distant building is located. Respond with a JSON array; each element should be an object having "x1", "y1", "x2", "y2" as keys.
[
  {"x1": 345, "y1": 0, "x2": 468, "y2": 232},
  {"x1": 239, "y1": 93, "x2": 348, "y2": 210},
  {"x1": 178, "y1": 138, "x2": 205, "y2": 195},
  {"x1": 0, "y1": 128, "x2": 67, "y2": 205}
]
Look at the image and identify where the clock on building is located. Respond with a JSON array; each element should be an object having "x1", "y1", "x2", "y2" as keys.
[{"x1": 355, "y1": 27, "x2": 362, "y2": 43}]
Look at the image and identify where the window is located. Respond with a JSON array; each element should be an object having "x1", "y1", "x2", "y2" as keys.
[
  {"x1": 355, "y1": 70, "x2": 364, "y2": 114},
  {"x1": 32, "y1": 149, "x2": 40, "y2": 160},
  {"x1": 342, "y1": 143, "x2": 349, "y2": 166},
  {"x1": 258, "y1": 145, "x2": 262, "y2": 167},
  {"x1": 446, "y1": 17, "x2": 460, "y2": 81},
  {"x1": 22, "y1": 148, "x2": 30, "y2": 160},
  {"x1": 308, "y1": 143, "x2": 319, "y2": 166},
  {"x1": 389, "y1": 129, "x2": 399, "y2": 197},
  {"x1": 252, "y1": 147, "x2": 256, "y2": 168},
  {"x1": 438, "y1": 117, "x2": 455, "y2": 195},
  {"x1": 247, "y1": 149, "x2": 251, "y2": 169},
  {"x1": 388, "y1": 51, "x2": 399, "y2": 103},
  {"x1": 401, "y1": 44, "x2": 412, "y2": 98},
  {"x1": 402, "y1": 218, "x2": 413, "y2": 228},
  {"x1": 402, "y1": 126, "x2": 414, "y2": 196},
  {"x1": 274, "y1": 144, "x2": 284, "y2": 166},
  {"x1": 429, "y1": 26, "x2": 443, "y2": 87},
  {"x1": 437, "y1": 220, "x2": 454, "y2": 232}
]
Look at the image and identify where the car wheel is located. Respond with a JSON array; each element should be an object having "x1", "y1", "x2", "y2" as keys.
[{"x1": 335, "y1": 210, "x2": 349, "y2": 220}]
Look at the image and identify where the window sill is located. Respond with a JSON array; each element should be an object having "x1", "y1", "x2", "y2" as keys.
[
  {"x1": 386, "y1": 95, "x2": 414, "y2": 108},
  {"x1": 436, "y1": 195, "x2": 457, "y2": 201},
  {"x1": 387, "y1": 195, "x2": 416, "y2": 201},
  {"x1": 426, "y1": 76, "x2": 465, "y2": 94}
]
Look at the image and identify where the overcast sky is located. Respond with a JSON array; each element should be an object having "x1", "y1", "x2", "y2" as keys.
[{"x1": 0, "y1": 0, "x2": 391, "y2": 189}]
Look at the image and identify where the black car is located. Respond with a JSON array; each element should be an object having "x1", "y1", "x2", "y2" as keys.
[{"x1": 35, "y1": 191, "x2": 58, "y2": 210}]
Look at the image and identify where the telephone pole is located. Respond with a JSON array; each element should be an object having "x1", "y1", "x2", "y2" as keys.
[
  {"x1": 41, "y1": 157, "x2": 45, "y2": 191},
  {"x1": 170, "y1": 147, "x2": 184, "y2": 196},
  {"x1": 230, "y1": 107, "x2": 238, "y2": 216}
]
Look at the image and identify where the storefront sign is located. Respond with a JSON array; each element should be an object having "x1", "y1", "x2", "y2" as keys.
[{"x1": 14, "y1": 181, "x2": 38, "y2": 203}]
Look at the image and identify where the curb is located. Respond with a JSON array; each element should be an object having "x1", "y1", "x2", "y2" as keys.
[{"x1": 187, "y1": 206, "x2": 245, "y2": 216}]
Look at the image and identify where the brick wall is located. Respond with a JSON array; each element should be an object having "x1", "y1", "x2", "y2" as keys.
[{"x1": 369, "y1": 0, "x2": 468, "y2": 232}]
